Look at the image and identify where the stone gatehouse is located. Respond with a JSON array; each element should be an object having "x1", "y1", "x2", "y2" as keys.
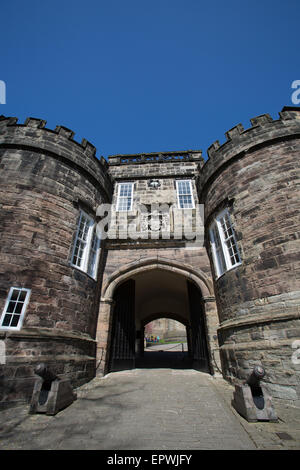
[{"x1": 0, "y1": 106, "x2": 299, "y2": 409}]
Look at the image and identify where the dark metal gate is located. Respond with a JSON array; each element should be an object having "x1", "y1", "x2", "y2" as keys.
[
  {"x1": 109, "y1": 279, "x2": 136, "y2": 372},
  {"x1": 187, "y1": 280, "x2": 210, "y2": 372}
]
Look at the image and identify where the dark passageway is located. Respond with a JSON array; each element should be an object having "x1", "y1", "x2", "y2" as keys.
[
  {"x1": 135, "y1": 342, "x2": 206, "y2": 371},
  {"x1": 108, "y1": 269, "x2": 212, "y2": 374},
  {"x1": 135, "y1": 349, "x2": 192, "y2": 369}
]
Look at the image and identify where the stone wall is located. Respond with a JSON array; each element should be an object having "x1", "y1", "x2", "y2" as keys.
[
  {"x1": 1, "y1": 107, "x2": 299, "y2": 408},
  {"x1": 145, "y1": 318, "x2": 186, "y2": 340},
  {"x1": 107, "y1": 151, "x2": 204, "y2": 242},
  {"x1": 95, "y1": 152, "x2": 221, "y2": 376},
  {"x1": 96, "y1": 247, "x2": 221, "y2": 376},
  {"x1": 198, "y1": 107, "x2": 300, "y2": 399},
  {"x1": 0, "y1": 117, "x2": 111, "y2": 408}
]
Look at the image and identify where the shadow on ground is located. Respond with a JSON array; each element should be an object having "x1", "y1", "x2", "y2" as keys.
[
  {"x1": 0, "y1": 378, "x2": 148, "y2": 450},
  {"x1": 136, "y1": 350, "x2": 193, "y2": 369}
]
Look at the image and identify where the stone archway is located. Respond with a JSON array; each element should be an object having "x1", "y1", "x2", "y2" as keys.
[
  {"x1": 142, "y1": 314, "x2": 189, "y2": 350},
  {"x1": 102, "y1": 256, "x2": 214, "y2": 300},
  {"x1": 95, "y1": 257, "x2": 220, "y2": 376},
  {"x1": 139, "y1": 314, "x2": 190, "y2": 369}
]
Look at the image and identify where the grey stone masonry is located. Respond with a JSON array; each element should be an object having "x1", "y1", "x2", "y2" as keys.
[
  {"x1": 0, "y1": 107, "x2": 300, "y2": 411},
  {"x1": 197, "y1": 107, "x2": 300, "y2": 400},
  {"x1": 107, "y1": 150, "x2": 204, "y2": 245}
]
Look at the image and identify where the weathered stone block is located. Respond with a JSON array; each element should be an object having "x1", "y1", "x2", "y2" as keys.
[
  {"x1": 232, "y1": 383, "x2": 278, "y2": 422},
  {"x1": 29, "y1": 377, "x2": 77, "y2": 415}
]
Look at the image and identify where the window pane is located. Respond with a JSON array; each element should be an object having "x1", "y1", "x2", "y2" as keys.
[
  {"x1": 87, "y1": 230, "x2": 100, "y2": 278},
  {"x1": 73, "y1": 244, "x2": 81, "y2": 266},
  {"x1": 118, "y1": 197, "x2": 131, "y2": 211},
  {"x1": 10, "y1": 315, "x2": 20, "y2": 327},
  {"x1": 210, "y1": 224, "x2": 226, "y2": 277},
  {"x1": 72, "y1": 210, "x2": 99, "y2": 276},
  {"x1": 120, "y1": 184, "x2": 132, "y2": 197},
  {"x1": 18, "y1": 291, "x2": 27, "y2": 302},
  {"x1": 177, "y1": 181, "x2": 194, "y2": 208},
  {"x1": 73, "y1": 239, "x2": 86, "y2": 267},
  {"x1": 178, "y1": 181, "x2": 191, "y2": 195},
  {"x1": 117, "y1": 183, "x2": 133, "y2": 211},
  {"x1": 218, "y1": 211, "x2": 241, "y2": 269},
  {"x1": 14, "y1": 303, "x2": 23, "y2": 314},
  {"x1": 10, "y1": 289, "x2": 20, "y2": 301},
  {"x1": 2, "y1": 314, "x2": 12, "y2": 327},
  {"x1": 0, "y1": 288, "x2": 30, "y2": 330},
  {"x1": 72, "y1": 211, "x2": 95, "y2": 269},
  {"x1": 78, "y1": 215, "x2": 90, "y2": 242},
  {"x1": 179, "y1": 195, "x2": 193, "y2": 209},
  {"x1": 7, "y1": 302, "x2": 16, "y2": 313}
]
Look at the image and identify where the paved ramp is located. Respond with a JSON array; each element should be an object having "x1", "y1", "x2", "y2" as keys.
[{"x1": 0, "y1": 368, "x2": 256, "y2": 450}]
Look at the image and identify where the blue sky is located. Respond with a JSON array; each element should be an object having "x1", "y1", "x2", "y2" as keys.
[{"x1": 1, "y1": 0, "x2": 300, "y2": 160}]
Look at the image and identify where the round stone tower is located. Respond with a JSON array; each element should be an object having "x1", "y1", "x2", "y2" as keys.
[
  {"x1": 0, "y1": 116, "x2": 112, "y2": 407},
  {"x1": 198, "y1": 107, "x2": 300, "y2": 400}
]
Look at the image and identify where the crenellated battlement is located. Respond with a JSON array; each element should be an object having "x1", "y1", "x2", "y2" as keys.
[
  {"x1": 206, "y1": 108, "x2": 300, "y2": 159},
  {"x1": 0, "y1": 115, "x2": 108, "y2": 166},
  {"x1": 198, "y1": 106, "x2": 300, "y2": 198},
  {"x1": 0, "y1": 106, "x2": 300, "y2": 406},
  {"x1": 0, "y1": 115, "x2": 112, "y2": 199},
  {"x1": 1, "y1": 107, "x2": 299, "y2": 202}
]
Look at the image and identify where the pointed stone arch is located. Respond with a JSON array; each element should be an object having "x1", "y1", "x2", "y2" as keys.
[
  {"x1": 96, "y1": 256, "x2": 220, "y2": 376},
  {"x1": 101, "y1": 256, "x2": 214, "y2": 302}
]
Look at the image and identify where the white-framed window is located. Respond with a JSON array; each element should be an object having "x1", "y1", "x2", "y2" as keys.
[
  {"x1": 176, "y1": 180, "x2": 195, "y2": 209},
  {"x1": 0, "y1": 287, "x2": 31, "y2": 330},
  {"x1": 71, "y1": 210, "x2": 101, "y2": 279},
  {"x1": 209, "y1": 209, "x2": 241, "y2": 278},
  {"x1": 116, "y1": 182, "x2": 134, "y2": 211}
]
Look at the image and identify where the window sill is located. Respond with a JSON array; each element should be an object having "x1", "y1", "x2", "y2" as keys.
[
  {"x1": 215, "y1": 262, "x2": 242, "y2": 281},
  {"x1": 177, "y1": 207, "x2": 195, "y2": 210},
  {"x1": 70, "y1": 264, "x2": 98, "y2": 282},
  {"x1": 0, "y1": 326, "x2": 22, "y2": 332}
]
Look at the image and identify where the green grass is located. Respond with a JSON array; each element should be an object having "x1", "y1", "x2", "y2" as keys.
[{"x1": 146, "y1": 339, "x2": 186, "y2": 345}]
